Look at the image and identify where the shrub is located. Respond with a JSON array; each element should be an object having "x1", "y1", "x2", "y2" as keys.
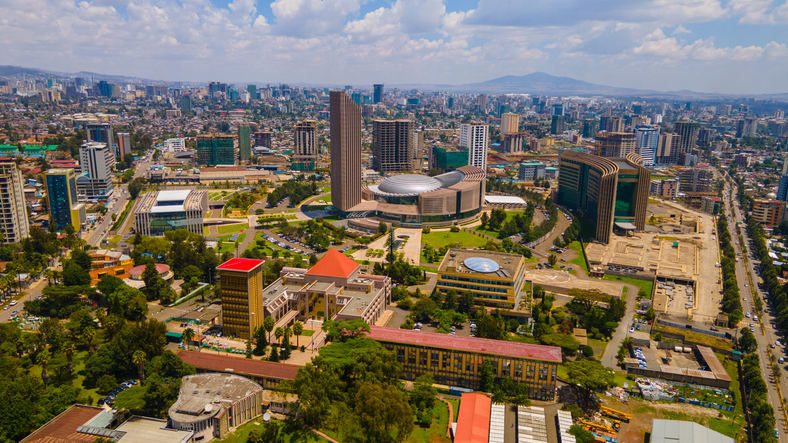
[
  {"x1": 450, "y1": 226, "x2": 460, "y2": 233},
  {"x1": 422, "y1": 227, "x2": 431, "y2": 234},
  {"x1": 397, "y1": 298, "x2": 414, "y2": 310}
]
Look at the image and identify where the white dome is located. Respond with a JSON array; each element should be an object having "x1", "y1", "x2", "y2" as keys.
[{"x1": 377, "y1": 174, "x2": 442, "y2": 195}]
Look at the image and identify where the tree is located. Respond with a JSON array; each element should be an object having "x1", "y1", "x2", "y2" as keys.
[
  {"x1": 82, "y1": 326, "x2": 96, "y2": 356},
  {"x1": 739, "y1": 327, "x2": 758, "y2": 353},
  {"x1": 292, "y1": 321, "x2": 303, "y2": 347},
  {"x1": 644, "y1": 308, "x2": 656, "y2": 321},
  {"x1": 63, "y1": 261, "x2": 90, "y2": 286},
  {"x1": 322, "y1": 319, "x2": 370, "y2": 342},
  {"x1": 491, "y1": 387, "x2": 507, "y2": 404},
  {"x1": 480, "y1": 212, "x2": 489, "y2": 230},
  {"x1": 354, "y1": 382, "x2": 414, "y2": 443},
  {"x1": 410, "y1": 373, "x2": 437, "y2": 412},
  {"x1": 128, "y1": 177, "x2": 145, "y2": 199},
  {"x1": 254, "y1": 326, "x2": 268, "y2": 355},
  {"x1": 132, "y1": 350, "x2": 147, "y2": 385},
  {"x1": 264, "y1": 316, "x2": 275, "y2": 343},
  {"x1": 268, "y1": 345, "x2": 280, "y2": 362},
  {"x1": 378, "y1": 221, "x2": 388, "y2": 234},
  {"x1": 36, "y1": 349, "x2": 51, "y2": 385},
  {"x1": 246, "y1": 337, "x2": 253, "y2": 358},
  {"x1": 458, "y1": 290, "x2": 475, "y2": 314},
  {"x1": 97, "y1": 275, "x2": 125, "y2": 297},
  {"x1": 568, "y1": 425, "x2": 596, "y2": 443},
  {"x1": 275, "y1": 327, "x2": 284, "y2": 345},
  {"x1": 71, "y1": 249, "x2": 93, "y2": 271},
  {"x1": 565, "y1": 360, "x2": 615, "y2": 410},
  {"x1": 63, "y1": 340, "x2": 75, "y2": 375},
  {"x1": 548, "y1": 254, "x2": 558, "y2": 268},
  {"x1": 443, "y1": 289, "x2": 457, "y2": 311},
  {"x1": 480, "y1": 359, "x2": 495, "y2": 392},
  {"x1": 540, "y1": 333, "x2": 581, "y2": 356},
  {"x1": 182, "y1": 328, "x2": 195, "y2": 351}
]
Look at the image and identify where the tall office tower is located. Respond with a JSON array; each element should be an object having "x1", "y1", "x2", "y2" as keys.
[
  {"x1": 253, "y1": 131, "x2": 272, "y2": 149},
  {"x1": 557, "y1": 151, "x2": 649, "y2": 244},
  {"x1": 775, "y1": 110, "x2": 784, "y2": 120},
  {"x1": 97, "y1": 81, "x2": 114, "y2": 97},
  {"x1": 476, "y1": 94, "x2": 487, "y2": 112},
  {"x1": 117, "y1": 132, "x2": 131, "y2": 157},
  {"x1": 372, "y1": 120, "x2": 415, "y2": 173},
  {"x1": 605, "y1": 116, "x2": 625, "y2": 133},
  {"x1": 86, "y1": 123, "x2": 114, "y2": 152},
  {"x1": 351, "y1": 93, "x2": 362, "y2": 105},
  {"x1": 501, "y1": 133, "x2": 525, "y2": 154},
  {"x1": 218, "y1": 258, "x2": 265, "y2": 340},
  {"x1": 674, "y1": 122, "x2": 701, "y2": 154},
  {"x1": 635, "y1": 126, "x2": 660, "y2": 167},
  {"x1": 330, "y1": 91, "x2": 363, "y2": 213},
  {"x1": 292, "y1": 120, "x2": 318, "y2": 171},
  {"x1": 777, "y1": 170, "x2": 788, "y2": 202},
  {"x1": 632, "y1": 104, "x2": 643, "y2": 115},
  {"x1": 44, "y1": 168, "x2": 85, "y2": 233},
  {"x1": 195, "y1": 135, "x2": 235, "y2": 165},
  {"x1": 447, "y1": 97, "x2": 455, "y2": 109},
  {"x1": 723, "y1": 104, "x2": 732, "y2": 115},
  {"x1": 238, "y1": 125, "x2": 251, "y2": 162},
  {"x1": 178, "y1": 94, "x2": 192, "y2": 114},
  {"x1": 655, "y1": 133, "x2": 681, "y2": 165},
  {"x1": 582, "y1": 119, "x2": 599, "y2": 138},
  {"x1": 460, "y1": 122, "x2": 489, "y2": 170},
  {"x1": 78, "y1": 142, "x2": 115, "y2": 197},
  {"x1": 551, "y1": 115, "x2": 565, "y2": 135},
  {"x1": 552, "y1": 104, "x2": 564, "y2": 116},
  {"x1": 373, "y1": 84, "x2": 384, "y2": 104},
  {"x1": 0, "y1": 162, "x2": 29, "y2": 242},
  {"x1": 736, "y1": 117, "x2": 758, "y2": 138},
  {"x1": 501, "y1": 113, "x2": 519, "y2": 135},
  {"x1": 596, "y1": 132, "x2": 637, "y2": 158},
  {"x1": 247, "y1": 84, "x2": 257, "y2": 99},
  {"x1": 678, "y1": 167, "x2": 715, "y2": 193}
]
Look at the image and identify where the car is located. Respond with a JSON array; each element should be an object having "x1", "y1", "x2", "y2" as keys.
[
  {"x1": 780, "y1": 357, "x2": 785, "y2": 364},
  {"x1": 629, "y1": 327, "x2": 635, "y2": 333},
  {"x1": 710, "y1": 326, "x2": 718, "y2": 331},
  {"x1": 751, "y1": 327, "x2": 755, "y2": 332},
  {"x1": 744, "y1": 297, "x2": 748, "y2": 301},
  {"x1": 772, "y1": 344, "x2": 776, "y2": 349}
]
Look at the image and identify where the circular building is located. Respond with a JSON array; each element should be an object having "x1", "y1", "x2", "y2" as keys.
[
  {"x1": 357, "y1": 165, "x2": 486, "y2": 228},
  {"x1": 128, "y1": 263, "x2": 174, "y2": 282}
]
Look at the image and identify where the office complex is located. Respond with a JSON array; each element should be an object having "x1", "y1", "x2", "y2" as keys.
[
  {"x1": 752, "y1": 199, "x2": 785, "y2": 228},
  {"x1": 44, "y1": 168, "x2": 85, "y2": 234},
  {"x1": 550, "y1": 115, "x2": 564, "y2": 135},
  {"x1": 133, "y1": 189, "x2": 208, "y2": 237},
  {"x1": 0, "y1": 162, "x2": 29, "y2": 242},
  {"x1": 635, "y1": 126, "x2": 660, "y2": 166},
  {"x1": 219, "y1": 258, "x2": 266, "y2": 340},
  {"x1": 429, "y1": 146, "x2": 468, "y2": 173},
  {"x1": 582, "y1": 118, "x2": 599, "y2": 138},
  {"x1": 373, "y1": 84, "x2": 384, "y2": 104},
  {"x1": 196, "y1": 135, "x2": 235, "y2": 165},
  {"x1": 117, "y1": 132, "x2": 131, "y2": 156},
  {"x1": 460, "y1": 122, "x2": 489, "y2": 170},
  {"x1": 253, "y1": 131, "x2": 272, "y2": 149},
  {"x1": 736, "y1": 117, "x2": 758, "y2": 138},
  {"x1": 238, "y1": 125, "x2": 251, "y2": 162},
  {"x1": 367, "y1": 326, "x2": 562, "y2": 399},
  {"x1": 674, "y1": 122, "x2": 701, "y2": 156},
  {"x1": 372, "y1": 119, "x2": 415, "y2": 173},
  {"x1": 557, "y1": 151, "x2": 649, "y2": 243},
  {"x1": 678, "y1": 167, "x2": 715, "y2": 193},
  {"x1": 501, "y1": 112, "x2": 519, "y2": 135},
  {"x1": 86, "y1": 123, "x2": 114, "y2": 152},
  {"x1": 330, "y1": 91, "x2": 363, "y2": 213},
  {"x1": 437, "y1": 249, "x2": 529, "y2": 310},
  {"x1": 292, "y1": 120, "x2": 318, "y2": 171},
  {"x1": 518, "y1": 161, "x2": 546, "y2": 181},
  {"x1": 501, "y1": 132, "x2": 525, "y2": 154},
  {"x1": 655, "y1": 133, "x2": 681, "y2": 165},
  {"x1": 596, "y1": 132, "x2": 636, "y2": 158},
  {"x1": 78, "y1": 142, "x2": 115, "y2": 197}
]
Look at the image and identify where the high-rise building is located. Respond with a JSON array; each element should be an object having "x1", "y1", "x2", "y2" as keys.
[
  {"x1": 178, "y1": 95, "x2": 192, "y2": 114},
  {"x1": 501, "y1": 113, "x2": 519, "y2": 135},
  {"x1": 552, "y1": 104, "x2": 564, "y2": 116},
  {"x1": 736, "y1": 117, "x2": 758, "y2": 138},
  {"x1": 117, "y1": 132, "x2": 131, "y2": 157},
  {"x1": 292, "y1": 120, "x2": 318, "y2": 171},
  {"x1": 97, "y1": 81, "x2": 114, "y2": 97},
  {"x1": 196, "y1": 135, "x2": 235, "y2": 165},
  {"x1": 557, "y1": 151, "x2": 649, "y2": 243},
  {"x1": 600, "y1": 116, "x2": 624, "y2": 133},
  {"x1": 372, "y1": 119, "x2": 415, "y2": 173},
  {"x1": 86, "y1": 124, "x2": 114, "y2": 153},
  {"x1": 0, "y1": 162, "x2": 29, "y2": 242},
  {"x1": 596, "y1": 132, "x2": 636, "y2": 158},
  {"x1": 674, "y1": 122, "x2": 701, "y2": 154},
  {"x1": 751, "y1": 199, "x2": 785, "y2": 228},
  {"x1": 351, "y1": 92, "x2": 362, "y2": 105},
  {"x1": 44, "y1": 168, "x2": 85, "y2": 233},
  {"x1": 330, "y1": 91, "x2": 363, "y2": 213},
  {"x1": 655, "y1": 133, "x2": 681, "y2": 165},
  {"x1": 460, "y1": 123, "x2": 489, "y2": 170},
  {"x1": 501, "y1": 133, "x2": 525, "y2": 154},
  {"x1": 678, "y1": 167, "x2": 715, "y2": 193},
  {"x1": 78, "y1": 142, "x2": 115, "y2": 197},
  {"x1": 373, "y1": 84, "x2": 384, "y2": 104},
  {"x1": 635, "y1": 126, "x2": 660, "y2": 167},
  {"x1": 429, "y1": 146, "x2": 469, "y2": 173},
  {"x1": 476, "y1": 94, "x2": 487, "y2": 112},
  {"x1": 247, "y1": 84, "x2": 257, "y2": 99},
  {"x1": 218, "y1": 258, "x2": 266, "y2": 340},
  {"x1": 253, "y1": 131, "x2": 272, "y2": 149},
  {"x1": 777, "y1": 175, "x2": 788, "y2": 202},
  {"x1": 551, "y1": 115, "x2": 565, "y2": 135},
  {"x1": 238, "y1": 125, "x2": 251, "y2": 162},
  {"x1": 582, "y1": 119, "x2": 599, "y2": 138}
]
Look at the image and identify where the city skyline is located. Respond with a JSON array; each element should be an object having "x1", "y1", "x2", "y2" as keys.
[{"x1": 1, "y1": 0, "x2": 786, "y2": 95}]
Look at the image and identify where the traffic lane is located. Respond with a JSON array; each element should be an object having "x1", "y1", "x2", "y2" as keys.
[{"x1": 0, "y1": 278, "x2": 48, "y2": 323}]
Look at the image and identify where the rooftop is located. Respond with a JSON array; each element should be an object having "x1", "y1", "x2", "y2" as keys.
[
  {"x1": 650, "y1": 419, "x2": 733, "y2": 443},
  {"x1": 176, "y1": 351, "x2": 300, "y2": 381},
  {"x1": 305, "y1": 249, "x2": 359, "y2": 279},
  {"x1": 454, "y1": 393, "x2": 491, "y2": 443},
  {"x1": 114, "y1": 417, "x2": 193, "y2": 443},
  {"x1": 169, "y1": 373, "x2": 263, "y2": 424},
  {"x1": 218, "y1": 258, "x2": 265, "y2": 272},
  {"x1": 20, "y1": 405, "x2": 104, "y2": 443},
  {"x1": 367, "y1": 326, "x2": 562, "y2": 362},
  {"x1": 438, "y1": 248, "x2": 524, "y2": 280},
  {"x1": 157, "y1": 189, "x2": 191, "y2": 202}
]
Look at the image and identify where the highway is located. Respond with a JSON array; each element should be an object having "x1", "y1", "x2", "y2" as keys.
[{"x1": 723, "y1": 178, "x2": 788, "y2": 442}]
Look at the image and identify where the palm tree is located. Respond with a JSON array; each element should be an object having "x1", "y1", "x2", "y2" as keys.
[
  {"x1": 547, "y1": 254, "x2": 558, "y2": 268},
  {"x1": 82, "y1": 327, "x2": 95, "y2": 356},
  {"x1": 292, "y1": 321, "x2": 303, "y2": 347},
  {"x1": 264, "y1": 316, "x2": 275, "y2": 344},
  {"x1": 43, "y1": 269, "x2": 55, "y2": 285},
  {"x1": 182, "y1": 328, "x2": 195, "y2": 351},
  {"x1": 62, "y1": 340, "x2": 75, "y2": 376},
  {"x1": 95, "y1": 308, "x2": 106, "y2": 324},
  {"x1": 132, "y1": 350, "x2": 147, "y2": 385},
  {"x1": 36, "y1": 350, "x2": 51, "y2": 386},
  {"x1": 274, "y1": 327, "x2": 283, "y2": 345}
]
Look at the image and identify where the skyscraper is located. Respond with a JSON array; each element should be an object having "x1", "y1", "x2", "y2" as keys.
[
  {"x1": 674, "y1": 122, "x2": 701, "y2": 154},
  {"x1": 117, "y1": 132, "x2": 131, "y2": 156},
  {"x1": 196, "y1": 136, "x2": 235, "y2": 165},
  {"x1": 44, "y1": 168, "x2": 85, "y2": 233},
  {"x1": 218, "y1": 258, "x2": 265, "y2": 340},
  {"x1": 178, "y1": 94, "x2": 192, "y2": 114},
  {"x1": 596, "y1": 132, "x2": 636, "y2": 158},
  {"x1": 86, "y1": 124, "x2": 114, "y2": 153},
  {"x1": 373, "y1": 84, "x2": 384, "y2": 104},
  {"x1": 736, "y1": 117, "x2": 758, "y2": 138},
  {"x1": 330, "y1": 91, "x2": 362, "y2": 213},
  {"x1": 551, "y1": 115, "x2": 565, "y2": 135},
  {"x1": 238, "y1": 125, "x2": 251, "y2": 162},
  {"x1": 501, "y1": 113, "x2": 519, "y2": 135},
  {"x1": 501, "y1": 133, "x2": 525, "y2": 154},
  {"x1": 253, "y1": 131, "x2": 272, "y2": 149},
  {"x1": 372, "y1": 120, "x2": 415, "y2": 173},
  {"x1": 293, "y1": 120, "x2": 318, "y2": 171},
  {"x1": 656, "y1": 133, "x2": 681, "y2": 165},
  {"x1": 78, "y1": 142, "x2": 115, "y2": 197},
  {"x1": 0, "y1": 162, "x2": 29, "y2": 242},
  {"x1": 460, "y1": 123, "x2": 489, "y2": 170},
  {"x1": 635, "y1": 126, "x2": 660, "y2": 167},
  {"x1": 582, "y1": 119, "x2": 599, "y2": 138}
]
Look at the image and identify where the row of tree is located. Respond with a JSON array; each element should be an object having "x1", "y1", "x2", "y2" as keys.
[
  {"x1": 717, "y1": 213, "x2": 744, "y2": 325},
  {"x1": 742, "y1": 354, "x2": 778, "y2": 443}
]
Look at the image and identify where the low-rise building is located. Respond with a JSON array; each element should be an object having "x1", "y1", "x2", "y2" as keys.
[
  {"x1": 752, "y1": 199, "x2": 785, "y2": 228},
  {"x1": 700, "y1": 196, "x2": 722, "y2": 215},
  {"x1": 518, "y1": 161, "x2": 545, "y2": 182},
  {"x1": 88, "y1": 249, "x2": 134, "y2": 286},
  {"x1": 133, "y1": 189, "x2": 208, "y2": 237},
  {"x1": 176, "y1": 351, "x2": 299, "y2": 390},
  {"x1": 437, "y1": 249, "x2": 529, "y2": 310}
]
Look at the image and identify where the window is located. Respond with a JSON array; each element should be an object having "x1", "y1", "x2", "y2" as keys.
[{"x1": 539, "y1": 367, "x2": 548, "y2": 381}]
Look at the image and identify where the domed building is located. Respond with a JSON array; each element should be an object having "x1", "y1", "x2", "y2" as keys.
[{"x1": 354, "y1": 165, "x2": 486, "y2": 228}]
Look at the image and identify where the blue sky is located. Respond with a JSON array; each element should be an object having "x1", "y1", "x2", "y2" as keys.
[{"x1": 0, "y1": 0, "x2": 786, "y2": 94}]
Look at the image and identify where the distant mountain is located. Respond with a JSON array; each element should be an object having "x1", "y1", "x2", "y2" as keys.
[
  {"x1": 447, "y1": 71, "x2": 659, "y2": 96},
  {"x1": 0, "y1": 65, "x2": 184, "y2": 85}
]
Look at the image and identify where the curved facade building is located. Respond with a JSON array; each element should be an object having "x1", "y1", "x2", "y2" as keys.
[
  {"x1": 557, "y1": 151, "x2": 649, "y2": 244},
  {"x1": 360, "y1": 165, "x2": 486, "y2": 227}
]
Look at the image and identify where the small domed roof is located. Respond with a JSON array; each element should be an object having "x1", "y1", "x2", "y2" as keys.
[{"x1": 377, "y1": 174, "x2": 442, "y2": 195}]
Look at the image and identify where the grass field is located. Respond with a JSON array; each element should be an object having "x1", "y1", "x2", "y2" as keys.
[
  {"x1": 445, "y1": 398, "x2": 460, "y2": 422},
  {"x1": 475, "y1": 210, "x2": 527, "y2": 238},
  {"x1": 218, "y1": 233, "x2": 247, "y2": 254},
  {"x1": 106, "y1": 235, "x2": 123, "y2": 244},
  {"x1": 422, "y1": 230, "x2": 490, "y2": 250},
  {"x1": 566, "y1": 241, "x2": 589, "y2": 273},
  {"x1": 217, "y1": 223, "x2": 249, "y2": 234},
  {"x1": 602, "y1": 275, "x2": 654, "y2": 298},
  {"x1": 203, "y1": 227, "x2": 210, "y2": 236},
  {"x1": 214, "y1": 419, "x2": 330, "y2": 443}
]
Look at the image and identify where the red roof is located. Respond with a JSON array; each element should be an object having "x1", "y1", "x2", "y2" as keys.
[
  {"x1": 20, "y1": 404, "x2": 104, "y2": 443},
  {"x1": 176, "y1": 351, "x2": 299, "y2": 380},
  {"x1": 367, "y1": 326, "x2": 562, "y2": 363},
  {"x1": 454, "y1": 393, "x2": 491, "y2": 443},
  {"x1": 128, "y1": 263, "x2": 170, "y2": 276},
  {"x1": 306, "y1": 249, "x2": 359, "y2": 279},
  {"x1": 217, "y1": 258, "x2": 265, "y2": 272}
]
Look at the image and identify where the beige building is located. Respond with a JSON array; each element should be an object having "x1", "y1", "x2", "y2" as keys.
[
  {"x1": 330, "y1": 91, "x2": 363, "y2": 213},
  {"x1": 596, "y1": 132, "x2": 637, "y2": 158},
  {"x1": 372, "y1": 119, "x2": 415, "y2": 173},
  {"x1": 0, "y1": 162, "x2": 29, "y2": 243},
  {"x1": 436, "y1": 249, "x2": 529, "y2": 310},
  {"x1": 292, "y1": 120, "x2": 318, "y2": 170},
  {"x1": 752, "y1": 199, "x2": 785, "y2": 228},
  {"x1": 501, "y1": 112, "x2": 520, "y2": 135},
  {"x1": 219, "y1": 258, "x2": 266, "y2": 340}
]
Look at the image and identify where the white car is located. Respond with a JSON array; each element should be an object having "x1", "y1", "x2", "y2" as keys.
[{"x1": 629, "y1": 327, "x2": 635, "y2": 333}]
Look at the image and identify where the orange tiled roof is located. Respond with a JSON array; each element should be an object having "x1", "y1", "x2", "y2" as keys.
[{"x1": 305, "y1": 249, "x2": 359, "y2": 279}]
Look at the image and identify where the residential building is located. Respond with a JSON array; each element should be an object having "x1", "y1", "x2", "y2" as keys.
[
  {"x1": 219, "y1": 258, "x2": 266, "y2": 340},
  {"x1": 600, "y1": 116, "x2": 624, "y2": 133},
  {"x1": 596, "y1": 132, "x2": 636, "y2": 158},
  {"x1": 367, "y1": 326, "x2": 562, "y2": 399},
  {"x1": 78, "y1": 141, "x2": 115, "y2": 197},
  {"x1": 659, "y1": 179, "x2": 678, "y2": 198},
  {"x1": 655, "y1": 133, "x2": 681, "y2": 165},
  {"x1": 700, "y1": 196, "x2": 721, "y2": 215},
  {"x1": 734, "y1": 153, "x2": 751, "y2": 167},
  {"x1": 196, "y1": 135, "x2": 235, "y2": 166},
  {"x1": 678, "y1": 167, "x2": 715, "y2": 193},
  {"x1": 436, "y1": 249, "x2": 529, "y2": 310},
  {"x1": 238, "y1": 125, "x2": 251, "y2": 162},
  {"x1": 501, "y1": 112, "x2": 519, "y2": 135},
  {"x1": 751, "y1": 199, "x2": 785, "y2": 228},
  {"x1": 292, "y1": 120, "x2": 318, "y2": 171},
  {"x1": 674, "y1": 122, "x2": 701, "y2": 155},
  {"x1": 86, "y1": 123, "x2": 114, "y2": 153},
  {"x1": 117, "y1": 132, "x2": 131, "y2": 156},
  {"x1": 0, "y1": 162, "x2": 29, "y2": 242},
  {"x1": 87, "y1": 249, "x2": 133, "y2": 285},
  {"x1": 253, "y1": 130, "x2": 272, "y2": 148},
  {"x1": 460, "y1": 122, "x2": 489, "y2": 170},
  {"x1": 429, "y1": 146, "x2": 469, "y2": 173},
  {"x1": 649, "y1": 419, "x2": 733, "y2": 443},
  {"x1": 518, "y1": 161, "x2": 546, "y2": 181},
  {"x1": 44, "y1": 168, "x2": 84, "y2": 234},
  {"x1": 133, "y1": 189, "x2": 208, "y2": 237},
  {"x1": 635, "y1": 126, "x2": 660, "y2": 166},
  {"x1": 582, "y1": 118, "x2": 598, "y2": 138},
  {"x1": 372, "y1": 119, "x2": 415, "y2": 173},
  {"x1": 736, "y1": 117, "x2": 758, "y2": 138},
  {"x1": 501, "y1": 132, "x2": 525, "y2": 153},
  {"x1": 557, "y1": 151, "x2": 649, "y2": 243},
  {"x1": 373, "y1": 84, "x2": 384, "y2": 103},
  {"x1": 331, "y1": 90, "x2": 363, "y2": 213},
  {"x1": 550, "y1": 115, "x2": 564, "y2": 135}
]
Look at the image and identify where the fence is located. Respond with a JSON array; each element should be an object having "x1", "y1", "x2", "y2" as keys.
[
  {"x1": 678, "y1": 397, "x2": 735, "y2": 412},
  {"x1": 522, "y1": 226, "x2": 556, "y2": 248},
  {"x1": 657, "y1": 318, "x2": 729, "y2": 339}
]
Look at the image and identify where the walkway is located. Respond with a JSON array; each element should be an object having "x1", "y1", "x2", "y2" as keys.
[{"x1": 438, "y1": 396, "x2": 454, "y2": 438}]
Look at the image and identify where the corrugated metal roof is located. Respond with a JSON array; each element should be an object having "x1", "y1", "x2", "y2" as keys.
[
  {"x1": 455, "y1": 393, "x2": 491, "y2": 443},
  {"x1": 650, "y1": 419, "x2": 734, "y2": 443}
]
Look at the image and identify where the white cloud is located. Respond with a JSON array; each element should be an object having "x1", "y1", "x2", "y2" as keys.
[
  {"x1": 728, "y1": 0, "x2": 776, "y2": 24},
  {"x1": 633, "y1": 28, "x2": 785, "y2": 62},
  {"x1": 673, "y1": 24, "x2": 691, "y2": 34},
  {"x1": 270, "y1": 0, "x2": 366, "y2": 37}
]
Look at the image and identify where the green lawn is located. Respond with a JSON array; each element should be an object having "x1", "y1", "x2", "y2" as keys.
[
  {"x1": 445, "y1": 398, "x2": 460, "y2": 422},
  {"x1": 421, "y1": 230, "x2": 490, "y2": 250},
  {"x1": 204, "y1": 227, "x2": 210, "y2": 236},
  {"x1": 566, "y1": 241, "x2": 589, "y2": 273},
  {"x1": 475, "y1": 210, "x2": 528, "y2": 238},
  {"x1": 602, "y1": 275, "x2": 654, "y2": 298},
  {"x1": 218, "y1": 233, "x2": 247, "y2": 254},
  {"x1": 404, "y1": 399, "x2": 451, "y2": 443},
  {"x1": 214, "y1": 419, "x2": 330, "y2": 443},
  {"x1": 106, "y1": 234, "x2": 123, "y2": 244},
  {"x1": 217, "y1": 223, "x2": 249, "y2": 234}
]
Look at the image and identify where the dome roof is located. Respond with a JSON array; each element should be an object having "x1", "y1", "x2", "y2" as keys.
[
  {"x1": 767, "y1": 192, "x2": 777, "y2": 199},
  {"x1": 377, "y1": 174, "x2": 442, "y2": 195},
  {"x1": 463, "y1": 257, "x2": 500, "y2": 273}
]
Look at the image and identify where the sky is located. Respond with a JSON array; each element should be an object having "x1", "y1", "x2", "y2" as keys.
[{"x1": 1, "y1": 0, "x2": 787, "y2": 94}]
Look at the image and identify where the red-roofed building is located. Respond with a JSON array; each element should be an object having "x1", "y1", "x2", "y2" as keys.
[
  {"x1": 219, "y1": 258, "x2": 266, "y2": 340},
  {"x1": 218, "y1": 258, "x2": 265, "y2": 272},
  {"x1": 177, "y1": 350, "x2": 299, "y2": 390},
  {"x1": 454, "y1": 393, "x2": 491, "y2": 443},
  {"x1": 367, "y1": 326, "x2": 562, "y2": 400},
  {"x1": 306, "y1": 249, "x2": 360, "y2": 279}
]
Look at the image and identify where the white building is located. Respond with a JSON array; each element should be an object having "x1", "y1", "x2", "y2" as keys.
[
  {"x1": 635, "y1": 126, "x2": 660, "y2": 167},
  {"x1": 164, "y1": 138, "x2": 186, "y2": 152},
  {"x1": 501, "y1": 112, "x2": 519, "y2": 135},
  {"x1": 78, "y1": 141, "x2": 115, "y2": 198},
  {"x1": 460, "y1": 122, "x2": 489, "y2": 171},
  {"x1": 0, "y1": 163, "x2": 29, "y2": 243},
  {"x1": 133, "y1": 189, "x2": 208, "y2": 236}
]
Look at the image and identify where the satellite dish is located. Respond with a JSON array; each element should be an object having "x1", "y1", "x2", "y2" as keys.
[
  {"x1": 204, "y1": 404, "x2": 213, "y2": 413},
  {"x1": 263, "y1": 412, "x2": 271, "y2": 422}
]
